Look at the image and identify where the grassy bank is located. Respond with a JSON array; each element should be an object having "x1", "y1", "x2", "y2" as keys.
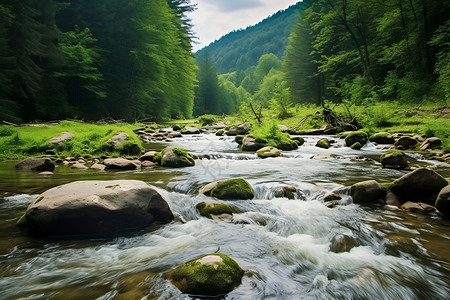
[
  {"x1": 0, "y1": 121, "x2": 143, "y2": 159},
  {"x1": 231, "y1": 102, "x2": 450, "y2": 150}
]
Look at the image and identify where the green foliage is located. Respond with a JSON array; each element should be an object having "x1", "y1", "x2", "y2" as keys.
[
  {"x1": 0, "y1": 126, "x2": 15, "y2": 137},
  {"x1": 250, "y1": 122, "x2": 292, "y2": 148},
  {"x1": 198, "y1": 115, "x2": 218, "y2": 126},
  {"x1": 0, "y1": 121, "x2": 143, "y2": 159}
]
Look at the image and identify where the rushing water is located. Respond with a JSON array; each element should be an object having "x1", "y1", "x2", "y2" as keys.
[{"x1": 0, "y1": 134, "x2": 449, "y2": 300}]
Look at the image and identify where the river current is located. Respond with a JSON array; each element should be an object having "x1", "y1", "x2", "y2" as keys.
[{"x1": 0, "y1": 134, "x2": 449, "y2": 299}]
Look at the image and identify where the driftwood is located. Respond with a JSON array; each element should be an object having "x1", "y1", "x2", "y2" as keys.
[
  {"x1": 292, "y1": 107, "x2": 358, "y2": 132},
  {"x1": 249, "y1": 103, "x2": 263, "y2": 124},
  {"x1": 2, "y1": 120, "x2": 19, "y2": 127}
]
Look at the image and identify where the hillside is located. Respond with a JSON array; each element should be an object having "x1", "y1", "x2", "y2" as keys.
[{"x1": 196, "y1": 2, "x2": 306, "y2": 73}]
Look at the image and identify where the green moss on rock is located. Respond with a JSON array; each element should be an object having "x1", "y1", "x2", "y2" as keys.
[
  {"x1": 380, "y1": 150, "x2": 408, "y2": 169},
  {"x1": 350, "y1": 142, "x2": 362, "y2": 150},
  {"x1": 196, "y1": 201, "x2": 236, "y2": 219},
  {"x1": 166, "y1": 254, "x2": 244, "y2": 296},
  {"x1": 345, "y1": 131, "x2": 368, "y2": 147},
  {"x1": 210, "y1": 178, "x2": 254, "y2": 200},
  {"x1": 369, "y1": 132, "x2": 395, "y2": 144},
  {"x1": 316, "y1": 138, "x2": 330, "y2": 149}
]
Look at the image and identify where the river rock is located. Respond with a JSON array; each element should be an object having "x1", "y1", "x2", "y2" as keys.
[
  {"x1": 389, "y1": 168, "x2": 448, "y2": 203},
  {"x1": 172, "y1": 125, "x2": 181, "y2": 131},
  {"x1": 291, "y1": 136, "x2": 305, "y2": 146},
  {"x1": 199, "y1": 178, "x2": 254, "y2": 200},
  {"x1": 276, "y1": 139, "x2": 298, "y2": 151},
  {"x1": 22, "y1": 180, "x2": 174, "y2": 237},
  {"x1": 141, "y1": 161, "x2": 156, "y2": 168},
  {"x1": 257, "y1": 146, "x2": 282, "y2": 159},
  {"x1": 181, "y1": 126, "x2": 201, "y2": 135},
  {"x1": 349, "y1": 142, "x2": 362, "y2": 150},
  {"x1": 49, "y1": 132, "x2": 74, "y2": 144},
  {"x1": 71, "y1": 162, "x2": 88, "y2": 170},
  {"x1": 169, "y1": 131, "x2": 183, "y2": 138},
  {"x1": 108, "y1": 132, "x2": 128, "y2": 147},
  {"x1": 166, "y1": 254, "x2": 244, "y2": 296},
  {"x1": 419, "y1": 137, "x2": 442, "y2": 151},
  {"x1": 241, "y1": 136, "x2": 265, "y2": 151},
  {"x1": 227, "y1": 123, "x2": 250, "y2": 136},
  {"x1": 311, "y1": 153, "x2": 333, "y2": 160},
  {"x1": 380, "y1": 150, "x2": 408, "y2": 169},
  {"x1": 324, "y1": 190, "x2": 342, "y2": 202},
  {"x1": 330, "y1": 234, "x2": 358, "y2": 253},
  {"x1": 16, "y1": 158, "x2": 55, "y2": 172},
  {"x1": 273, "y1": 185, "x2": 297, "y2": 199},
  {"x1": 316, "y1": 138, "x2": 331, "y2": 149},
  {"x1": 400, "y1": 202, "x2": 437, "y2": 215},
  {"x1": 215, "y1": 129, "x2": 226, "y2": 136},
  {"x1": 350, "y1": 180, "x2": 385, "y2": 204},
  {"x1": 139, "y1": 151, "x2": 157, "y2": 162},
  {"x1": 435, "y1": 185, "x2": 450, "y2": 219},
  {"x1": 161, "y1": 146, "x2": 195, "y2": 168},
  {"x1": 104, "y1": 158, "x2": 141, "y2": 170},
  {"x1": 196, "y1": 201, "x2": 236, "y2": 219},
  {"x1": 90, "y1": 163, "x2": 106, "y2": 171},
  {"x1": 369, "y1": 132, "x2": 395, "y2": 144},
  {"x1": 395, "y1": 136, "x2": 417, "y2": 150},
  {"x1": 38, "y1": 171, "x2": 54, "y2": 176},
  {"x1": 345, "y1": 131, "x2": 368, "y2": 147},
  {"x1": 235, "y1": 135, "x2": 244, "y2": 145}
]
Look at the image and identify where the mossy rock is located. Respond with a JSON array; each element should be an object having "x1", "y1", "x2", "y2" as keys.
[
  {"x1": 201, "y1": 178, "x2": 254, "y2": 200},
  {"x1": 153, "y1": 152, "x2": 162, "y2": 164},
  {"x1": 369, "y1": 132, "x2": 395, "y2": 144},
  {"x1": 196, "y1": 201, "x2": 237, "y2": 219},
  {"x1": 216, "y1": 129, "x2": 226, "y2": 136},
  {"x1": 350, "y1": 142, "x2": 362, "y2": 150},
  {"x1": 291, "y1": 136, "x2": 305, "y2": 146},
  {"x1": 161, "y1": 146, "x2": 195, "y2": 168},
  {"x1": 166, "y1": 254, "x2": 244, "y2": 296},
  {"x1": 276, "y1": 139, "x2": 298, "y2": 150},
  {"x1": 380, "y1": 150, "x2": 408, "y2": 169},
  {"x1": 256, "y1": 146, "x2": 282, "y2": 159},
  {"x1": 316, "y1": 138, "x2": 330, "y2": 149},
  {"x1": 345, "y1": 131, "x2": 368, "y2": 147},
  {"x1": 235, "y1": 135, "x2": 244, "y2": 145}
]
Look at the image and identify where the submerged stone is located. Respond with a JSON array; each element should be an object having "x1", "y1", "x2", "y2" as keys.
[
  {"x1": 166, "y1": 254, "x2": 244, "y2": 296},
  {"x1": 196, "y1": 201, "x2": 236, "y2": 219},
  {"x1": 330, "y1": 234, "x2": 358, "y2": 253},
  {"x1": 16, "y1": 158, "x2": 55, "y2": 172}
]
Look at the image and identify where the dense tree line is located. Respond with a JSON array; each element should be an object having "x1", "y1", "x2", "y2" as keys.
[
  {"x1": 284, "y1": 0, "x2": 450, "y2": 105},
  {"x1": 196, "y1": 2, "x2": 306, "y2": 74},
  {"x1": 0, "y1": 0, "x2": 196, "y2": 122}
]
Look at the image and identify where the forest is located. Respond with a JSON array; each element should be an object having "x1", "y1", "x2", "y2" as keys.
[
  {"x1": 0, "y1": 0, "x2": 196, "y2": 122},
  {"x1": 196, "y1": 0, "x2": 449, "y2": 118},
  {"x1": 0, "y1": 0, "x2": 449, "y2": 123}
]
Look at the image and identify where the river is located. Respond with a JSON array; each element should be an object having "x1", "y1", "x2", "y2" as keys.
[{"x1": 0, "y1": 134, "x2": 449, "y2": 299}]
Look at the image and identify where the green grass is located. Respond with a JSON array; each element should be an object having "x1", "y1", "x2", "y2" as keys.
[{"x1": 0, "y1": 121, "x2": 143, "y2": 159}]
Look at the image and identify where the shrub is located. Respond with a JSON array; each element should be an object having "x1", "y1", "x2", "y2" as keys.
[{"x1": 198, "y1": 114, "x2": 218, "y2": 126}]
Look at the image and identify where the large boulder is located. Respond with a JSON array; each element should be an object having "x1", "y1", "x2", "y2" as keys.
[
  {"x1": 395, "y1": 136, "x2": 417, "y2": 150},
  {"x1": 276, "y1": 139, "x2": 299, "y2": 151},
  {"x1": 436, "y1": 185, "x2": 450, "y2": 219},
  {"x1": 400, "y1": 202, "x2": 437, "y2": 215},
  {"x1": 241, "y1": 136, "x2": 265, "y2": 151},
  {"x1": 104, "y1": 158, "x2": 141, "y2": 170},
  {"x1": 345, "y1": 131, "x2": 368, "y2": 148},
  {"x1": 350, "y1": 180, "x2": 385, "y2": 204},
  {"x1": 166, "y1": 254, "x2": 244, "y2": 296},
  {"x1": 161, "y1": 146, "x2": 195, "y2": 168},
  {"x1": 15, "y1": 158, "x2": 55, "y2": 172},
  {"x1": 369, "y1": 132, "x2": 395, "y2": 144},
  {"x1": 389, "y1": 168, "x2": 448, "y2": 203},
  {"x1": 256, "y1": 146, "x2": 282, "y2": 159},
  {"x1": 21, "y1": 180, "x2": 174, "y2": 237},
  {"x1": 380, "y1": 150, "x2": 408, "y2": 169},
  {"x1": 199, "y1": 178, "x2": 254, "y2": 200},
  {"x1": 227, "y1": 123, "x2": 250, "y2": 136}
]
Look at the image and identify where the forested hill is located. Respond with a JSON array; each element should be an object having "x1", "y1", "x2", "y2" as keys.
[{"x1": 196, "y1": 2, "x2": 305, "y2": 73}]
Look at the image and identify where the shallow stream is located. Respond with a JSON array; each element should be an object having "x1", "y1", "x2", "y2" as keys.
[{"x1": 0, "y1": 134, "x2": 449, "y2": 299}]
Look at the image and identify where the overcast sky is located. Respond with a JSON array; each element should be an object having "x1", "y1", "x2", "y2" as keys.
[{"x1": 189, "y1": 0, "x2": 301, "y2": 51}]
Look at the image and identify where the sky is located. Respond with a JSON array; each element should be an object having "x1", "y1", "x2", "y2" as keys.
[{"x1": 189, "y1": 0, "x2": 301, "y2": 51}]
